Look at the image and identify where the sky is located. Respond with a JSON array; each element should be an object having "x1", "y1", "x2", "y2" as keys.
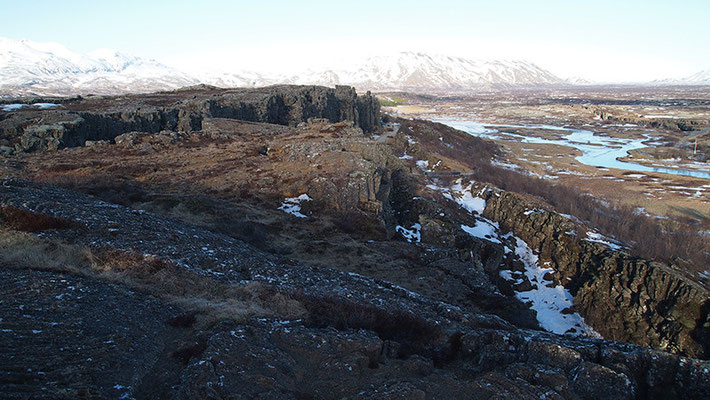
[{"x1": 1, "y1": 0, "x2": 709, "y2": 82}]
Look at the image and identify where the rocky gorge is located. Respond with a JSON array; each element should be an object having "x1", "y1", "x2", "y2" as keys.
[{"x1": 0, "y1": 85, "x2": 709, "y2": 398}]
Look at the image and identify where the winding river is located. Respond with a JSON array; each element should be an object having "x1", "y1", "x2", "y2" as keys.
[{"x1": 433, "y1": 118, "x2": 710, "y2": 180}]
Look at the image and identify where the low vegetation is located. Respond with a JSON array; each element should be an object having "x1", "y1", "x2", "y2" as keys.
[
  {"x1": 401, "y1": 118, "x2": 710, "y2": 271},
  {"x1": 0, "y1": 228, "x2": 305, "y2": 325},
  {"x1": 0, "y1": 205, "x2": 81, "y2": 231},
  {"x1": 378, "y1": 96, "x2": 408, "y2": 107}
]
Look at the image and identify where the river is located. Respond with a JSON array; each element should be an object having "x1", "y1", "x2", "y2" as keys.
[{"x1": 433, "y1": 118, "x2": 710, "y2": 180}]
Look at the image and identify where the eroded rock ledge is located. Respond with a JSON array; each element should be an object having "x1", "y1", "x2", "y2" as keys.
[
  {"x1": 1, "y1": 179, "x2": 709, "y2": 399},
  {"x1": 0, "y1": 85, "x2": 380, "y2": 153},
  {"x1": 482, "y1": 189, "x2": 710, "y2": 359}
]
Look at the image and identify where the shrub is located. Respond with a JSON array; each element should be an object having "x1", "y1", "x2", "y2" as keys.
[
  {"x1": 34, "y1": 171, "x2": 149, "y2": 206},
  {"x1": 401, "y1": 118, "x2": 710, "y2": 270},
  {"x1": 0, "y1": 206, "x2": 80, "y2": 232}
]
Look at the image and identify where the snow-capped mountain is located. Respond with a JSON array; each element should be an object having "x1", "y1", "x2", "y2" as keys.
[
  {"x1": 1, "y1": 37, "x2": 567, "y2": 96},
  {"x1": 0, "y1": 37, "x2": 197, "y2": 96},
  {"x1": 280, "y1": 52, "x2": 564, "y2": 90},
  {"x1": 199, "y1": 70, "x2": 274, "y2": 89},
  {"x1": 652, "y1": 68, "x2": 710, "y2": 86},
  {"x1": 196, "y1": 52, "x2": 565, "y2": 91},
  {"x1": 564, "y1": 76, "x2": 595, "y2": 85},
  {"x1": 677, "y1": 68, "x2": 710, "y2": 85}
]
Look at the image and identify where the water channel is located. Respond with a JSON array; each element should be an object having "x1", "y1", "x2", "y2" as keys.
[{"x1": 433, "y1": 118, "x2": 710, "y2": 180}]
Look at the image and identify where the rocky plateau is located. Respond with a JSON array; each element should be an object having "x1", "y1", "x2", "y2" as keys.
[{"x1": 0, "y1": 85, "x2": 709, "y2": 399}]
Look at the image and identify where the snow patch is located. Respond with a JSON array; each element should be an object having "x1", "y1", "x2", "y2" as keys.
[
  {"x1": 396, "y1": 223, "x2": 421, "y2": 243},
  {"x1": 583, "y1": 231, "x2": 624, "y2": 251},
  {"x1": 277, "y1": 194, "x2": 312, "y2": 218},
  {"x1": 416, "y1": 160, "x2": 429, "y2": 171},
  {"x1": 428, "y1": 179, "x2": 486, "y2": 214},
  {"x1": 523, "y1": 208, "x2": 545, "y2": 216},
  {"x1": 461, "y1": 219, "x2": 501, "y2": 244},
  {"x1": 502, "y1": 237, "x2": 600, "y2": 337}
]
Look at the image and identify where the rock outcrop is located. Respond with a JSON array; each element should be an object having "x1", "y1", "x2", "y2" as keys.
[
  {"x1": 0, "y1": 85, "x2": 381, "y2": 153},
  {"x1": 0, "y1": 179, "x2": 709, "y2": 399},
  {"x1": 592, "y1": 108, "x2": 709, "y2": 132},
  {"x1": 482, "y1": 189, "x2": 710, "y2": 359}
]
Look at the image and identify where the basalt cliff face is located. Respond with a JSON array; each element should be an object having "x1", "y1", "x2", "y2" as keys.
[
  {"x1": 0, "y1": 86, "x2": 709, "y2": 399},
  {"x1": 1, "y1": 179, "x2": 709, "y2": 399},
  {"x1": 483, "y1": 190, "x2": 710, "y2": 359},
  {"x1": 0, "y1": 85, "x2": 380, "y2": 154}
]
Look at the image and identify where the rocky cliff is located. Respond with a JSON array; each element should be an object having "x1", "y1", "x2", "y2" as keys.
[
  {"x1": 2, "y1": 89, "x2": 710, "y2": 398},
  {"x1": 0, "y1": 85, "x2": 381, "y2": 153},
  {"x1": 1, "y1": 179, "x2": 709, "y2": 399},
  {"x1": 482, "y1": 190, "x2": 710, "y2": 359}
]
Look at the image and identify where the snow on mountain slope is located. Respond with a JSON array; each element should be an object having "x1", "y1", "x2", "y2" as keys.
[
  {"x1": 653, "y1": 68, "x2": 710, "y2": 85},
  {"x1": 196, "y1": 52, "x2": 565, "y2": 91},
  {"x1": 564, "y1": 76, "x2": 595, "y2": 85},
  {"x1": 200, "y1": 70, "x2": 277, "y2": 88},
  {"x1": 679, "y1": 68, "x2": 710, "y2": 84},
  {"x1": 1, "y1": 37, "x2": 566, "y2": 96},
  {"x1": 0, "y1": 37, "x2": 197, "y2": 96},
  {"x1": 286, "y1": 52, "x2": 564, "y2": 90}
]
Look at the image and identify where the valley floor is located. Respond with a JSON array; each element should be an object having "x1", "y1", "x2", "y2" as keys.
[{"x1": 381, "y1": 86, "x2": 710, "y2": 228}]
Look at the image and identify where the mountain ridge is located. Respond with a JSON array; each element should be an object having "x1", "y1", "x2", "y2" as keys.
[
  {"x1": 0, "y1": 37, "x2": 197, "y2": 96},
  {"x1": 1, "y1": 37, "x2": 567, "y2": 96},
  {"x1": 655, "y1": 68, "x2": 710, "y2": 85},
  {"x1": 269, "y1": 52, "x2": 566, "y2": 90},
  {"x1": 3, "y1": 37, "x2": 710, "y2": 96}
]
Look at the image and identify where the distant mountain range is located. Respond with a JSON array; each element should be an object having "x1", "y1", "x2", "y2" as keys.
[
  {"x1": 0, "y1": 37, "x2": 197, "y2": 96},
  {"x1": 195, "y1": 53, "x2": 566, "y2": 91},
  {"x1": 1, "y1": 37, "x2": 709, "y2": 96},
  {"x1": 654, "y1": 68, "x2": 710, "y2": 85},
  {"x1": 273, "y1": 52, "x2": 565, "y2": 90}
]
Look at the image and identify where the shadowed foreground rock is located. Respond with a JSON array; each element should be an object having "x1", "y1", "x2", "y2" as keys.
[{"x1": 1, "y1": 179, "x2": 709, "y2": 399}]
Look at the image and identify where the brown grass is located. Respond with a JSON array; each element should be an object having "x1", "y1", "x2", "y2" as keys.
[
  {"x1": 0, "y1": 229, "x2": 91, "y2": 271},
  {"x1": 33, "y1": 170, "x2": 149, "y2": 206},
  {"x1": 0, "y1": 229, "x2": 305, "y2": 325},
  {"x1": 0, "y1": 206, "x2": 81, "y2": 232},
  {"x1": 402, "y1": 118, "x2": 710, "y2": 271}
]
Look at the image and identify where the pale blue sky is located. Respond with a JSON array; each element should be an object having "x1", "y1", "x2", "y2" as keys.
[{"x1": 2, "y1": 0, "x2": 708, "y2": 82}]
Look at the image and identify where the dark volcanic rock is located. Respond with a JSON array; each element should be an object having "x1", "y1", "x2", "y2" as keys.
[
  {"x1": 0, "y1": 267, "x2": 178, "y2": 399},
  {"x1": 482, "y1": 189, "x2": 710, "y2": 359},
  {"x1": 1, "y1": 179, "x2": 710, "y2": 399},
  {"x1": 0, "y1": 85, "x2": 381, "y2": 153}
]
